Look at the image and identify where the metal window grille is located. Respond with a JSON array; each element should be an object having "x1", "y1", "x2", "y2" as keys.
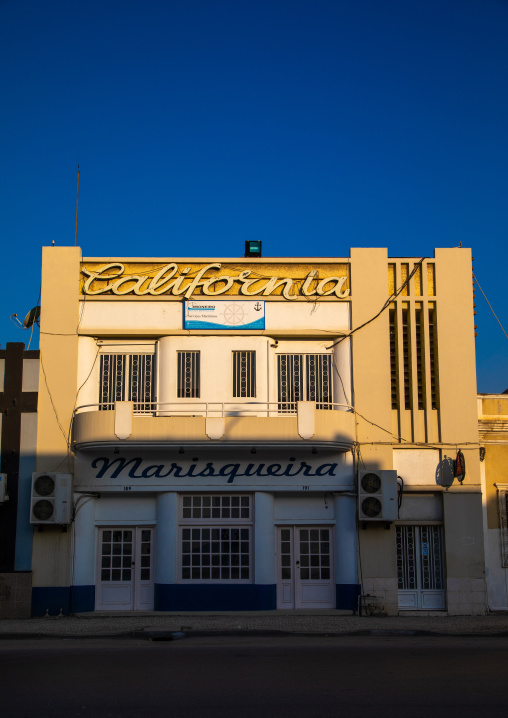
[
  {"x1": 99, "y1": 354, "x2": 155, "y2": 412},
  {"x1": 232, "y1": 351, "x2": 256, "y2": 398},
  {"x1": 396, "y1": 525, "x2": 443, "y2": 591},
  {"x1": 277, "y1": 354, "x2": 333, "y2": 413},
  {"x1": 498, "y1": 490, "x2": 508, "y2": 568},
  {"x1": 177, "y1": 351, "x2": 200, "y2": 398}
]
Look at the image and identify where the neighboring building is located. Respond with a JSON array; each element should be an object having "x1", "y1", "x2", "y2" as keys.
[
  {"x1": 478, "y1": 392, "x2": 508, "y2": 610},
  {"x1": 0, "y1": 342, "x2": 39, "y2": 618},
  {"x1": 31, "y1": 245, "x2": 485, "y2": 615}
]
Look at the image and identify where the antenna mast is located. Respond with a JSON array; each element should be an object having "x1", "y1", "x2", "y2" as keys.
[{"x1": 74, "y1": 164, "x2": 80, "y2": 246}]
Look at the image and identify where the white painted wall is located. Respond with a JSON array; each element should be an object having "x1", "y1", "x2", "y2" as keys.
[
  {"x1": 94, "y1": 496, "x2": 156, "y2": 522},
  {"x1": 275, "y1": 495, "x2": 335, "y2": 521},
  {"x1": 78, "y1": 299, "x2": 350, "y2": 336},
  {"x1": 393, "y1": 449, "x2": 441, "y2": 486}
]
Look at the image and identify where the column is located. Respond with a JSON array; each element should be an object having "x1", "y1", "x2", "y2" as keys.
[
  {"x1": 155, "y1": 492, "x2": 178, "y2": 585},
  {"x1": 72, "y1": 496, "x2": 96, "y2": 612},
  {"x1": 254, "y1": 492, "x2": 276, "y2": 607},
  {"x1": 334, "y1": 493, "x2": 359, "y2": 609}
]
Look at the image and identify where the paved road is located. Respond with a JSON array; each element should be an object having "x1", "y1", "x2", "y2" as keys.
[{"x1": 2, "y1": 635, "x2": 507, "y2": 717}]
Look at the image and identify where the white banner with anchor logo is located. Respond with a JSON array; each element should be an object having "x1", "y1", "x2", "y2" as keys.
[{"x1": 184, "y1": 300, "x2": 265, "y2": 330}]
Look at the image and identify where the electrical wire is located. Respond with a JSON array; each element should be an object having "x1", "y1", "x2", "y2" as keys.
[
  {"x1": 325, "y1": 257, "x2": 426, "y2": 351},
  {"x1": 473, "y1": 273, "x2": 508, "y2": 341}
]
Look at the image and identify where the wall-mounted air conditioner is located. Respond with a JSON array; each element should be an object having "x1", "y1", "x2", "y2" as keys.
[
  {"x1": 30, "y1": 473, "x2": 73, "y2": 525},
  {"x1": 358, "y1": 470, "x2": 398, "y2": 522}
]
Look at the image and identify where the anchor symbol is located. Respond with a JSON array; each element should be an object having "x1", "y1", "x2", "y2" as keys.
[{"x1": 254, "y1": 302, "x2": 262, "y2": 311}]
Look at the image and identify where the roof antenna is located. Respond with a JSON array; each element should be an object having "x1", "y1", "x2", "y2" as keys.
[{"x1": 74, "y1": 164, "x2": 80, "y2": 246}]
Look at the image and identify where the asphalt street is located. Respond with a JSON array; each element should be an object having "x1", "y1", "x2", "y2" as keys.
[{"x1": 2, "y1": 635, "x2": 507, "y2": 718}]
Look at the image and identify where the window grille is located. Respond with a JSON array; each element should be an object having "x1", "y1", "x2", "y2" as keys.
[
  {"x1": 180, "y1": 495, "x2": 252, "y2": 582},
  {"x1": 232, "y1": 351, "x2": 256, "y2": 398},
  {"x1": 396, "y1": 525, "x2": 443, "y2": 591},
  {"x1": 99, "y1": 354, "x2": 155, "y2": 412},
  {"x1": 177, "y1": 351, "x2": 200, "y2": 398},
  {"x1": 277, "y1": 354, "x2": 333, "y2": 413},
  {"x1": 498, "y1": 489, "x2": 508, "y2": 568}
]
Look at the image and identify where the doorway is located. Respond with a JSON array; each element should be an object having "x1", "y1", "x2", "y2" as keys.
[
  {"x1": 396, "y1": 525, "x2": 445, "y2": 610},
  {"x1": 277, "y1": 526, "x2": 335, "y2": 609},
  {"x1": 96, "y1": 527, "x2": 154, "y2": 610}
]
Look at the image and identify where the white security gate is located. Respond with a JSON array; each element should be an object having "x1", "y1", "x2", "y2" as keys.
[
  {"x1": 96, "y1": 527, "x2": 154, "y2": 610},
  {"x1": 277, "y1": 527, "x2": 334, "y2": 609},
  {"x1": 396, "y1": 525, "x2": 445, "y2": 610}
]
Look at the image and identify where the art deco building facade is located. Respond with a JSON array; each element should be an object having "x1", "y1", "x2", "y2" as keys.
[{"x1": 30, "y1": 246, "x2": 485, "y2": 615}]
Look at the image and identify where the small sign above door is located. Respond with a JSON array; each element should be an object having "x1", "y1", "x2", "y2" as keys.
[{"x1": 184, "y1": 300, "x2": 265, "y2": 330}]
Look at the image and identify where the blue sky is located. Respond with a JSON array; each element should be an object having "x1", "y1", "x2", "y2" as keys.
[{"x1": 1, "y1": 0, "x2": 507, "y2": 391}]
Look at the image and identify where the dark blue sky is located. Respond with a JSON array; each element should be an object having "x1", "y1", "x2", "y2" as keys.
[{"x1": 1, "y1": 0, "x2": 507, "y2": 391}]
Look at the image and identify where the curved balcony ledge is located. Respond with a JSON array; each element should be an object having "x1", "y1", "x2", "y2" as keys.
[{"x1": 73, "y1": 402, "x2": 356, "y2": 451}]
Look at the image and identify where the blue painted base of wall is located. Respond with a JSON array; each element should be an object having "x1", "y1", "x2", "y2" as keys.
[
  {"x1": 336, "y1": 583, "x2": 361, "y2": 611},
  {"x1": 32, "y1": 586, "x2": 95, "y2": 616},
  {"x1": 32, "y1": 583, "x2": 358, "y2": 614},
  {"x1": 155, "y1": 583, "x2": 277, "y2": 611}
]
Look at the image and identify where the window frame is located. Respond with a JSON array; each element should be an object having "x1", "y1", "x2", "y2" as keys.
[{"x1": 178, "y1": 494, "x2": 253, "y2": 584}]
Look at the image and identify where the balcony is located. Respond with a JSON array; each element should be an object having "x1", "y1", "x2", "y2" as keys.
[{"x1": 72, "y1": 401, "x2": 356, "y2": 451}]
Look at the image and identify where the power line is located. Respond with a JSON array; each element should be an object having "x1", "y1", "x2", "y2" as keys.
[{"x1": 473, "y1": 273, "x2": 508, "y2": 341}]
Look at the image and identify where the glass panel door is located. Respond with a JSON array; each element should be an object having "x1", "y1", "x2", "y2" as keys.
[
  {"x1": 277, "y1": 527, "x2": 334, "y2": 609},
  {"x1": 96, "y1": 527, "x2": 154, "y2": 610}
]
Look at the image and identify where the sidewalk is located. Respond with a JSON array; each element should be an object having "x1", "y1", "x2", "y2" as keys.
[{"x1": 2, "y1": 611, "x2": 508, "y2": 639}]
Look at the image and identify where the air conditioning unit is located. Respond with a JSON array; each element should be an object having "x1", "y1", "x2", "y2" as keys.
[
  {"x1": 30, "y1": 473, "x2": 73, "y2": 525},
  {"x1": 358, "y1": 470, "x2": 398, "y2": 522},
  {"x1": 0, "y1": 473, "x2": 8, "y2": 503}
]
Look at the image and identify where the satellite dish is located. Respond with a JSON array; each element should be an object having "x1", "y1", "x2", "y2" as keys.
[{"x1": 23, "y1": 306, "x2": 41, "y2": 329}]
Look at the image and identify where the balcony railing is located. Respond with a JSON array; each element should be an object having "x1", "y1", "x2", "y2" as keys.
[
  {"x1": 72, "y1": 401, "x2": 356, "y2": 449},
  {"x1": 74, "y1": 401, "x2": 354, "y2": 417}
]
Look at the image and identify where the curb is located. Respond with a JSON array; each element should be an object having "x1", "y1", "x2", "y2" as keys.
[{"x1": 2, "y1": 629, "x2": 508, "y2": 640}]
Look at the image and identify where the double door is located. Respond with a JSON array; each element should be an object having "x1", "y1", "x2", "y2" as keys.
[
  {"x1": 396, "y1": 525, "x2": 445, "y2": 610},
  {"x1": 96, "y1": 527, "x2": 154, "y2": 610},
  {"x1": 277, "y1": 526, "x2": 334, "y2": 609}
]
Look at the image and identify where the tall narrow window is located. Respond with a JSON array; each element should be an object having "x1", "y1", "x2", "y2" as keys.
[
  {"x1": 233, "y1": 351, "x2": 256, "y2": 398},
  {"x1": 402, "y1": 305, "x2": 412, "y2": 409},
  {"x1": 415, "y1": 303, "x2": 425, "y2": 410},
  {"x1": 277, "y1": 354, "x2": 333, "y2": 412},
  {"x1": 99, "y1": 353, "x2": 155, "y2": 412},
  {"x1": 389, "y1": 307, "x2": 398, "y2": 409},
  {"x1": 428, "y1": 304, "x2": 439, "y2": 410},
  {"x1": 177, "y1": 351, "x2": 200, "y2": 398}
]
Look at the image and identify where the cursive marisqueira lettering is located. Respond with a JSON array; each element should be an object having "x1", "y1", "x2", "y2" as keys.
[{"x1": 92, "y1": 457, "x2": 339, "y2": 483}]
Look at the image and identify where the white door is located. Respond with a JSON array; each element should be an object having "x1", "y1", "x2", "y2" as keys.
[
  {"x1": 396, "y1": 525, "x2": 445, "y2": 610},
  {"x1": 277, "y1": 527, "x2": 334, "y2": 609},
  {"x1": 96, "y1": 527, "x2": 154, "y2": 610}
]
